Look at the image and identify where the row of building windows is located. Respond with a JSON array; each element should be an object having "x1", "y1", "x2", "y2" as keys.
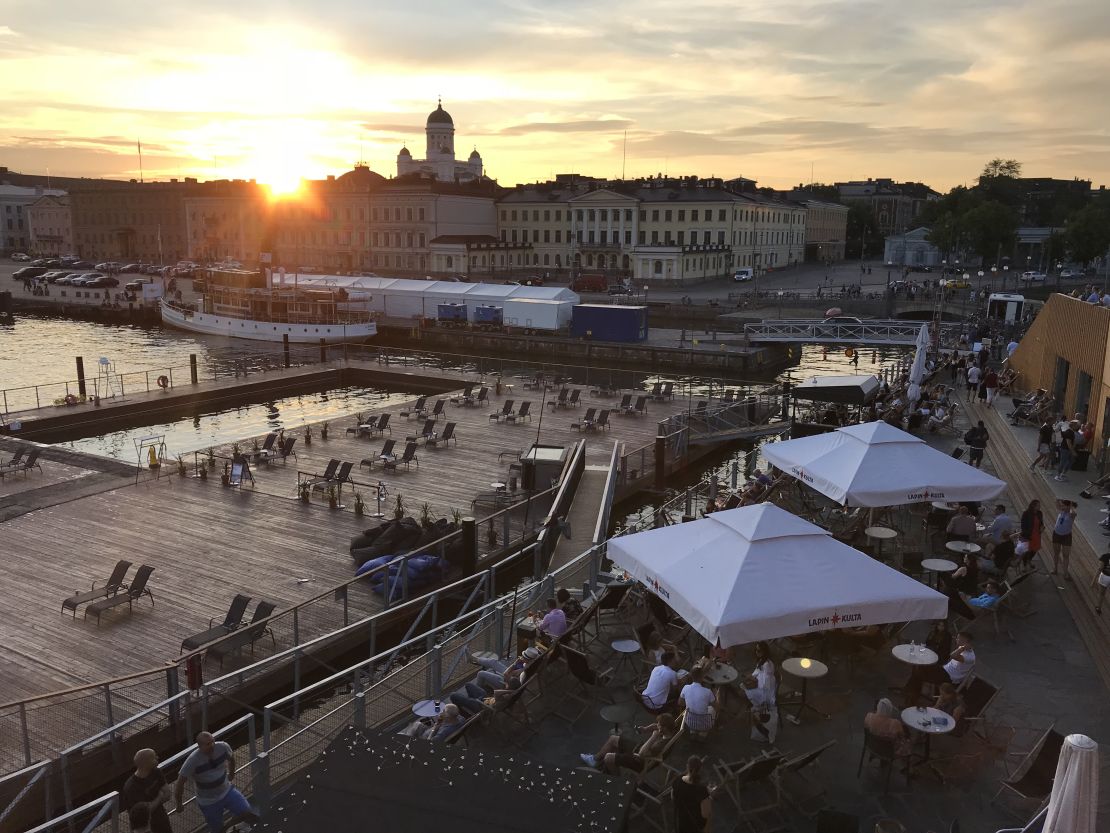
[
  {"x1": 500, "y1": 205, "x2": 803, "y2": 225},
  {"x1": 4, "y1": 204, "x2": 25, "y2": 214},
  {"x1": 495, "y1": 227, "x2": 804, "y2": 248}
]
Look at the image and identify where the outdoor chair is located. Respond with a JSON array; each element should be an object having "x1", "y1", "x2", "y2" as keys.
[
  {"x1": 254, "y1": 433, "x2": 278, "y2": 456},
  {"x1": 450, "y1": 384, "x2": 474, "y2": 405},
  {"x1": 551, "y1": 645, "x2": 613, "y2": 725},
  {"x1": 180, "y1": 593, "x2": 252, "y2": 652},
  {"x1": 406, "y1": 419, "x2": 437, "y2": 444},
  {"x1": 2, "y1": 447, "x2": 42, "y2": 476},
  {"x1": 207, "y1": 601, "x2": 278, "y2": 669},
  {"x1": 648, "y1": 382, "x2": 662, "y2": 400},
  {"x1": 680, "y1": 706, "x2": 716, "y2": 740},
  {"x1": 85, "y1": 564, "x2": 155, "y2": 625},
  {"x1": 399, "y1": 396, "x2": 427, "y2": 419},
  {"x1": 475, "y1": 386, "x2": 489, "y2": 405},
  {"x1": 443, "y1": 711, "x2": 482, "y2": 747},
  {"x1": 594, "y1": 409, "x2": 611, "y2": 431},
  {"x1": 625, "y1": 729, "x2": 688, "y2": 832},
  {"x1": 572, "y1": 407, "x2": 596, "y2": 431},
  {"x1": 361, "y1": 439, "x2": 396, "y2": 470},
  {"x1": 427, "y1": 422, "x2": 456, "y2": 447},
  {"x1": 334, "y1": 461, "x2": 354, "y2": 487},
  {"x1": 61, "y1": 560, "x2": 132, "y2": 618},
  {"x1": 614, "y1": 393, "x2": 631, "y2": 412},
  {"x1": 630, "y1": 396, "x2": 648, "y2": 417},
  {"x1": 721, "y1": 389, "x2": 736, "y2": 403},
  {"x1": 856, "y1": 728, "x2": 911, "y2": 793},
  {"x1": 384, "y1": 442, "x2": 418, "y2": 471},
  {"x1": 714, "y1": 750, "x2": 786, "y2": 816},
  {"x1": 659, "y1": 382, "x2": 674, "y2": 401},
  {"x1": 999, "y1": 570, "x2": 1036, "y2": 618},
  {"x1": 547, "y1": 389, "x2": 568, "y2": 409},
  {"x1": 276, "y1": 437, "x2": 297, "y2": 462},
  {"x1": 0, "y1": 446, "x2": 26, "y2": 471},
  {"x1": 993, "y1": 725, "x2": 1064, "y2": 809},
  {"x1": 566, "y1": 389, "x2": 581, "y2": 408},
  {"x1": 490, "y1": 400, "x2": 514, "y2": 422},
  {"x1": 505, "y1": 401, "x2": 531, "y2": 423},
  {"x1": 582, "y1": 581, "x2": 633, "y2": 644},
  {"x1": 773, "y1": 740, "x2": 837, "y2": 817},
  {"x1": 305, "y1": 458, "x2": 340, "y2": 492},
  {"x1": 371, "y1": 414, "x2": 391, "y2": 435},
  {"x1": 429, "y1": 399, "x2": 446, "y2": 421}
]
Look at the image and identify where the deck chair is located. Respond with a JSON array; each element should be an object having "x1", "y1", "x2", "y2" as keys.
[
  {"x1": 594, "y1": 409, "x2": 611, "y2": 430},
  {"x1": 276, "y1": 437, "x2": 297, "y2": 462},
  {"x1": 61, "y1": 560, "x2": 132, "y2": 618},
  {"x1": 475, "y1": 386, "x2": 489, "y2": 405},
  {"x1": 659, "y1": 382, "x2": 674, "y2": 401},
  {"x1": 506, "y1": 401, "x2": 531, "y2": 423},
  {"x1": 406, "y1": 419, "x2": 437, "y2": 443},
  {"x1": 384, "y1": 442, "x2": 418, "y2": 471},
  {"x1": 773, "y1": 740, "x2": 837, "y2": 817},
  {"x1": 994, "y1": 725, "x2": 1064, "y2": 808},
  {"x1": 0, "y1": 446, "x2": 26, "y2": 471},
  {"x1": 572, "y1": 407, "x2": 596, "y2": 431},
  {"x1": 334, "y1": 461, "x2": 354, "y2": 487},
  {"x1": 443, "y1": 711, "x2": 482, "y2": 747},
  {"x1": 490, "y1": 399, "x2": 514, "y2": 421},
  {"x1": 548, "y1": 389, "x2": 568, "y2": 409},
  {"x1": 207, "y1": 601, "x2": 278, "y2": 669},
  {"x1": 427, "y1": 422, "x2": 456, "y2": 447},
  {"x1": 713, "y1": 751, "x2": 785, "y2": 816},
  {"x1": 626, "y1": 729, "x2": 688, "y2": 832},
  {"x1": 631, "y1": 396, "x2": 648, "y2": 417},
  {"x1": 399, "y1": 396, "x2": 427, "y2": 419},
  {"x1": 583, "y1": 581, "x2": 633, "y2": 643},
  {"x1": 451, "y1": 384, "x2": 474, "y2": 404},
  {"x1": 361, "y1": 438, "x2": 396, "y2": 469},
  {"x1": 5, "y1": 447, "x2": 42, "y2": 476},
  {"x1": 372, "y1": 414, "x2": 391, "y2": 435},
  {"x1": 648, "y1": 382, "x2": 662, "y2": 400},
  {"x1": 85, "y1": 564, "x2": 155, "y2": 625},
  {"x1": 614, "y1": 393, "x2": 631, "y2": 412},
  {"x1": 305, "y1": 458, "x2": 340, "y2": 491},
  {"x1": 552, "y1": 645, "x2": 613, "y2": 725},
  {"x1": 567, "y1": 389, "x2": 581, "y2": 408},
  {"x1": 255, "y1": 433, "x2": 278, "y2": 455},
  {"x1": 429, "y1": 399, "x2": 446, "y2": 421},
  {"x1": 180, "y1": 593, "x2": 252, "y2": 652}
]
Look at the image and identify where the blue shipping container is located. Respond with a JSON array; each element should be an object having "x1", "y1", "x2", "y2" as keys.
[
  {"x1": 436, "y1": 303, "x2": 467, "y2": 322},
  {"x1": 473, "y1": 305, "x2": 503, "y2": 324},
  {"x1": 571, "y1": 304, "x2": 649, "y2": 343}
]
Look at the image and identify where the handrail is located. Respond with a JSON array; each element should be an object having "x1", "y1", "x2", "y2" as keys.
[
  {"x1": 22, "y1": 792, "x2": 119, "y2": 833},
  {"x1": 593, "y1": 440, "x2": 623, "y2": 545}
]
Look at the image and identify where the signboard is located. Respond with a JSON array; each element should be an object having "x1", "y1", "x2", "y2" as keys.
[{"x1": 142, "y1": 283, "x2": 164, "y2": 302}]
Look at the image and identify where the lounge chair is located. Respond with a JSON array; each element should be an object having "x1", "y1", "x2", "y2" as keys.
[
  {"x1": 993, "y1": 725, "x2": 1064, "y2": 808},
  {"x1": 427, "y1": 422, "x2": 456, "y2": 447},
  {"x1": 334, "y1": 461, "x2": 354, "y2": 487},
  {"x1": 475, "y1": 387, "x2": 489, "y2": 406},
  {"x1": 361, "y1": 439, "x2": 396, "y2": 470},
  {"x1": 648, "y1": 382, "x2": 662, "y2": 400},
  {"x1": 548, "y1": 389, "x2": 569, "y2": 409},
  {"x1": 406, "y1": 419, "x2": 437, "y2": 443},
  {"x1": 303, "y1": 458, "x2": 340, "y2": 491},
  {"x1": 2, "y1": 447, "x2": 42, "y2": 476},
  {"x1": 85, "y1": 564, "x2": 155, "y2": 625},
  {"x1": 384, "y1": 442, "x2": 418, "y2": 471},
  {"x1": 180, "y1": 593, "x2": 252, "y2": 652},
  {"x1": 572, "y1": 407, "x2": 597, "y2": 431},
  {"x1": 0, "y1": 447, "x2": 26, "y2": 471},
  {"x1": 61, "y1": 560, "x2": 132, "y2": 618},
  {"x1": 429, "y1": 399, "x2": 446, "y2": 421},
  {"x1": 714, "y1": 752, "x2": 786, "y2": 816},
  {"x1": 207, "y1": 601, "x2": 278, "y2": 669},
  {"x1": 490, "y1": 400, "x2": 514, "y2": 421},
  {"x1": 272, "y1": 436, "x2": 297, "y2": 463},
  {"x1": 566, "y1": 389, "x2": 581, "y2": 408},
  {"x1": 614, "y1": 394, "x2": 631, "y2": 412},
  {"x1": 506, "y1": 401, "x2": 531, "y2": 423},
  {"x1": 368, "y1": 414, "x2": 391, "y2": 436},
  {"x1": 253, "y1": 433, "x2": 278, "y2": 456},
  {"x1": 594, "y1": 409, "x2": 611, "y2": 431},
  {"x1": 399, "y1": 396, "x2": 427, "y2": 419},
  {"x1": 629, "y1": 396, "x2": 647, "y2": 417},
  {"x1": 450, "y1": 384, "x2": 474, "y2": 405}
]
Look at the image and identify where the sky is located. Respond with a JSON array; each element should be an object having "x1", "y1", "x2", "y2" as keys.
[{"x1": 1, "y1": 0, "x2": 1109, "y2": 192}]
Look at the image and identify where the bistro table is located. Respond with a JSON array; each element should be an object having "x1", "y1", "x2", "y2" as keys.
[
  {"x1": 702, "y1": 662, "x2": 739, "y2": 687},
  {"x1": 891, "y1": 643, "x2": 939, "y2": 666},
  {"x1": 901, "y1": 706, "x2": 956, "y2": 769},
  {"x1": 921, "y1": 558, "x2": 958, "y2": 588},
  {"x1": 945, "y1": 541, "x2": 981, "y2": 556},
  {"x1": 412, "y1": 698, "x2": 443, "y2": 719},
  {"x1": 600, "y1": 701, "x2": 637, "y2": 733},
  {"x1": 610, "y1": 638, "x2": 642, "y2": 681},
  {"x1": 865, "y1": 526, "x2": 898, "y2": 560},
  {"x1": 780, "y1": 657, "x2": 830, "y2": 721}
]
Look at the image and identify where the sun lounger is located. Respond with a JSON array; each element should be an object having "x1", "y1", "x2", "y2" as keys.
[
  {"x1": 206, "y1": 601, "x2": 278, "y2": 669},
  {"x1": 475, "y1": 387, "x2": 489, "y2": 406},
  {"x1": 429, "y1": 399, "x2": 446, "y2": 421},
  {"x1": 406, "y1": 419, "x2": 437, "y2": 443},
  {"x1": 490, "y1": 400, "x2": 514, "y2": 421},
  {"x1": 614, "y1": 394, "x2": 631, "y2": 412},
  {"x1": 362, "y1": 439, "x2": 396, "y2": 470},
  {"x1": 399, "y1": 396, "x2": 427, "y2": 419},
  {"x1": 594, "y1": 409, "x2": 611, "y2": 431},
  {"x1": 384, "y1": 442, "x2": 418, "y2": 471},
  {"x1": 572, "y1": 407, "x2": 597, "y2": 431},
  {"x1": 629, "y1": 396, "x2": 647, "y2": 417},
  {"x1": 61, "y1": 560, "x2": 132, "y2": 618},
  {"x1": 265, "y1": 436, "x2": 296, "y2": 463},
  {"x1": 427, "y1": 422, "x2": 456, "y2": 447},
  {"x1": 0, "y1": 447, "x2": 26, "y2": 471},
  {"x1": 547, "y1": 389, "x2": 569, "y2": 409},
  {"x1": 253, "y1": 433, "x2": 278, "y2": 456},
  {"x1": 450, "y1": 384, "x2": 474, "y2": 405},
  {"x1": 304, "y1": 458, "x2": 340, "y2": 491},
  {"x1": 505, "y1": 401, "x2": 531, "y2": 423},
  {"x1": 180, "y1": 593, "x2": 252, "y2": 652},
  {"x1": 85, "y1": 565, "x2": 155, "y2": 625},
  {"x1": 1, "y1": 447, "x2": 41, "y2": 476}
]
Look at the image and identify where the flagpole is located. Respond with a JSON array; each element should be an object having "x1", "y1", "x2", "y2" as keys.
[{"x1": 137, "y1": 140, "x2": 144, "y2": 184}]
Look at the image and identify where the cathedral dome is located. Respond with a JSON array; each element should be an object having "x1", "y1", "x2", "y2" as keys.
[
  {"x1": 469, "y1": 148, "x2": 481, "y2": 160},
  {"x1": 427, "y1": 102, "x2": 453, "y2": 126},
  {"x1": 398, "y1": 146, "x2": 411, "y2": 157}
]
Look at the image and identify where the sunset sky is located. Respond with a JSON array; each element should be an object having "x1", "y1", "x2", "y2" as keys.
[{"x1": 2, "y1": 0, "x2": 1108, "y2": 191}]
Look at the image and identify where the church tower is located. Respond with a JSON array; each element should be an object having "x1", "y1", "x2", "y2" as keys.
[{"x1": 425, "y1": 99, "x2": 455, "y2": 181}]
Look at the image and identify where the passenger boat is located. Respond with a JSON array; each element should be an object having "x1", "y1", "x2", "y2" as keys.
[{"x1": 160, "y1": 267, "x2": 377, "y2": 344}]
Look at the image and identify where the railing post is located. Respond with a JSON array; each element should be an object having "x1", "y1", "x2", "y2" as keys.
[
  {"x1": 190, "y1": 353, "x2": 198, "y2": 384},
  {"x1": 351, "y1": 691, "x2": 367, "y2": 728},
  {"x1": 292, "y1": 649, "x2": 302, "y2": 719},
  {"x1": 166, "y1": 668, "x2": 181, "y2": 730},
  {"x1": 429, "y1": 644, "x2": 443, "y2": 698},
  {"x1": 18, "y1": 702, "x2": 32, "y2": 767},
  {"x1": 103, "y1": 684, "x2": 117, "y2": 743},
  {"x1": 292, "y1": 607, "x2": 300, "y2": 646},
  {"x1": 252, "y1": 751, "x2": 272, "y2": 814}
]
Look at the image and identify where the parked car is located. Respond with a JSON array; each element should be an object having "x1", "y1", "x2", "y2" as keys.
[
  {"x1": 907, "y1": 265, "x2": 933, "y2": 273},
  {"x1": 125, "y1": 279, "x2": 150, "y2": 292},
  {"x1": 86, "y1": 275, "x2": 120, "y2": 288},
  {"x1": 10, "y1": 252, "x2": 30, "y2": 261},
  {"x1": 121, "y1": 263, "x2": 142, "y2": 273},
  {"x1": 733, "y1": 268, "x2": 754, "y2": 282},
  {"x1": 1059, "y1": 268, "x2": 1082, "y2": 280},
  {"x1": 71, "y1": 260, "x2": 95, "y2": 270},
  {"x1": 47, "y1": 272, "x2": 76, "y2": 284},
  {"x1": 607, "y1": 284, "x2": 631, "y2": 296},
  {"x1": 571, "y1": 274, "x2": 608, "y2": 293},
  {"x1": 13, "y1": 266, "x2": 48, "y2": 279},
  {"x1": 942, "y1": 277, "x2": 970, "y2": 289},
  {"x1": 69, "y1": 273, "x2": 103, "y2": 286},
  {"x1": 1020, "y1": 271, "x2": 1047, "y2": 282}
]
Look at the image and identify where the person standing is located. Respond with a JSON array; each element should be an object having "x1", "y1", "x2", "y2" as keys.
[
  {"x1": 1055, "y1": 420, "x2": 1076, "y2": 481},
  {"x1": 1093, "y1": 552, "x2": 1110, "y2": 614},
  {"x1": 965, "y1": 420, "x2": 989, "y2": 468},
  {"x1": 955, "y1": 354, "x2": 967, "y2": 388},
  {"x1": 672, "y1": 756, "x2": 714, "y2": 833},
  {"x1": 1051, "y1": 499, "x2": 1077, "y2": 581},
  {"x1": 1031, "y1": 418, "x2": 1053, "y2": 471},
  {"x1": 175, "y1": 732, "x2": 259, "y2": 833},
  {"x1": 1020, "y1": 499, "x2": 1045, "y2": 572},
  {"x1": 966, "y1": 363, "x2": 981, "y2": 402},
  {"x1": 122, "y1": 749, "x2": 172, "y2": 833},
  {"x1": 983, "y1": 368, "x2": 999, "y2": 408}
]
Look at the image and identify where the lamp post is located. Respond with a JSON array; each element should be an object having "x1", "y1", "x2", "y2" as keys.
[
  {"x1": 990, "y1": 265, "x2": 997, "y2": 295},
  {"x1": 977, "y1": 269, "x2": 985, "y2": 300}
]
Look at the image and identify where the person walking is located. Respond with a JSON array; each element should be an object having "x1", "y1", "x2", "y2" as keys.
[
  {"x1": 955, "y1": 354, "x2": 967, "y2": 388},
  {"x1": 964, "y1": 420, "x2": 989, "y2": 468},
  {"x1": 122, "y1": 749, "x2": 172, "y2": 833},
  {"x1": 983, "y1": 368, "x2": 999, "y2": 408},
  {"x1": 1050, "y1": 499, "x2": 1077, "y2": 581},
  {"x1": 1020, "y1": 499, "x2": 1045, "y2": 572},
  {"x1": 1031, "y1": 418, "x2": 1053, "y2": 471},
  {"x1": 672, "y1": 756, "x2": 715, "y2": 833},
  {"x1": 966, "y1": 363, "x2": 981, "y2": 402},
  {"x1": 175, "y1": 732, "x2": 259, "y2": 833},
  {"x1": 1055, "y1": 420, "x2": 1076, "y2": 481}
]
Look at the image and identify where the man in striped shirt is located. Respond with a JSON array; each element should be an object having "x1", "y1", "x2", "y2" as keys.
[{"x1": 175, "y1": 732, "x2": 259, "y2": 832}]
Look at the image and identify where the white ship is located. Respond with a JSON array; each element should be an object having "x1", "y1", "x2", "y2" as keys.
[{"x1": 160, "y1": 268, "x2": 377, "y2": 344}]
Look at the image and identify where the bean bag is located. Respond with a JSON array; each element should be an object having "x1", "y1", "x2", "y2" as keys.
[{"x1": 355, "y1": 553, "x2": 403, "y2": 577}]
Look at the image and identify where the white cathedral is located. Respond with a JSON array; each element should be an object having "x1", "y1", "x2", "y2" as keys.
[{"x1": 396, "y1": 100, "x2": 484, "y2": 183}]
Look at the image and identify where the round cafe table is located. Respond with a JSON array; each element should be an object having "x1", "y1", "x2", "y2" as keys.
[
  {"x1": 780, "y1": 657, "x2": 829, "y2": 720},
  {"x1": 412, "y1": 698, "x2": 442, "y2": 719},
  {"x1": 610, "y1": 638, "x2": 642, "y2": 681},
  {"x1": 865, "y1": 526, "x2": 898, "y2": 560},
  {"x1": 900, "y1": 706, "x2": 955, "y2": 764},
  {"x1": 891, "y1": 643, "x2": 939, "y2": 666},
  {"x1": 921, "y1": 558, "x2": 958, "y2": 588},
  {"x1": 600, "y1": 701, "x2": 637, "y2": 733},
  {"x1": 702, "y1": 663, "x2": 739, "y2": 687},
  {"x1": 945, "y1": 540, "x2": 981, "y2": 556}
]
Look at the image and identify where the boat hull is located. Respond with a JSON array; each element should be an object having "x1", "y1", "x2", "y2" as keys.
[{"x1": 160, "y1": 301, "x2": 376, "y2": 344}]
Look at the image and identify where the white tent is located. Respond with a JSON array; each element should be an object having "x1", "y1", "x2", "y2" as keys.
[
  {"x1": 761, "y1": 421, "x2": 1006, "y2": 507},
  {"x1": 606, "y1": 504, "x2": 948, "y2": 647},
  {"x1": 1044, "y1": 734, "x2": 1099, "y2": 833}
]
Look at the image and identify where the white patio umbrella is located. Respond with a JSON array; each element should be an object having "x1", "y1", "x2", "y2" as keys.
[
  {"x1": 606, "y1": 503, "x2": 948, "y2": 647},
  {"x1": 906, "y1": 323, "x2": 930, "y2": 405},
  {"x1": 1043, "y1": 734, "x2": 1099, "y2": 833},
  {"x1": 761, "y1": 420, "x2": 1006, "y2": 507}
]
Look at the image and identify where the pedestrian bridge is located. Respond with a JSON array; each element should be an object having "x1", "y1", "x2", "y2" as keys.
[{"x1": 744, "y1": 319, "x2": 959, "y2": 346}]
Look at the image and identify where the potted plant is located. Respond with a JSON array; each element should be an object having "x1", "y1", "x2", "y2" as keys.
[
  {"x1": 199, "y1": 463, "x2": 208, "y2": 481},
  {"x1": 251, "y1": 437, "x2": 261, "y2": 454},
  {"x1": 320, "y1": 421, "x2": 329, "y2": 441},
  {"x1": 353, "y1": 490, "x2": 365, "y2": 517},
  {"x1": 304, "y1": 425, "x2": 312, "y2": 447},
  {"x1": 327, "y1": 485, "x2": 338, "y2": 510},
  {"x1": 392, "y1": 493, "x2": 407, "y2": 521},
  {"x1": 450, "y1": 508, "x2": 462, "y2": 525},
  {"x1": 419, "y1": 502, "x2": 435, "y2": 529},
  {"x1": 177, "y1": 455, "x2": 187, "y2": 477},
  {"x1": 207, "y1": 447, "x2": 216, "y2": 470},
  {"x1": 299, "y1": 482, "x2": 311, "y2": 503},
  {"x1": 220, "y1": 462, "x2": 230, "y2": 487}
]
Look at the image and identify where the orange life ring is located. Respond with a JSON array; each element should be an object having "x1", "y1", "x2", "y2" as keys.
[
  {"x1": 64, "y1": 393, "x2": 78, "y2": 406},
  {"x1": 157, "y1": 375, "x2": 169, "y2": 389}
]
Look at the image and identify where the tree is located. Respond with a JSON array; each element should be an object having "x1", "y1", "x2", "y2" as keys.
[
  {"x1": 845, "y1": 203, "x2": 879, "y2": 259},
  {"x1": 1064, "y1": 203, "x2": 1110, "y2": 265},
  {"x1": 961, "y1": 201, "x2": 1018, "y2": 263},
  {"x1": 981, "y1": 159, "x2": 1022, "y2": 179}
]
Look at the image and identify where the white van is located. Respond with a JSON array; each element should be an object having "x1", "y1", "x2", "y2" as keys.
[{"x1": 733, "y1": 268, "x2": 754, "y2": 282}]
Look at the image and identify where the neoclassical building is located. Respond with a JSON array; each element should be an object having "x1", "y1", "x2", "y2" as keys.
[{"x1": 397, "y1": 100, "x2": 485, "y2": 183}]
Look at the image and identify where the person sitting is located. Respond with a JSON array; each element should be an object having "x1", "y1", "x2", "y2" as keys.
[
  {"x1": 678, "y1": 667, "x2": 718, "y2": 728},
  {"x1": 933, "y1": 683, "x2": 966, "y2": 722},
  {"x1": 400, "y1": 702, "x2": 465, "y2": 741},
  {"x1": 473, "y1": 647, "x2": 541, "y2": 692},
  {"x1": 863, "y1": 697, "x2": 913, "y2": 757},
  {"x1": 945, "y1": 505, "x2": 978, "y2": 541},
  {"x1": 979, "y1": 535, "x2": 1016, "y2": 577},
  {"x1": 534, "y1": 597, "x2": 567, "y2": 645},
  {"x1": 640, "y1": 651, "x2": 685, "y2": 711},
  {"x1": 980, "y1": 504, "x2": 1013, "y2": 546},
  {"x1": 942, "y1": 551, "x2": 980, "y2": 595},
  {"x1": 927, "y1": 404, "x2": 950, "y2": 432},
  {"x1": 579, "y1": 713, "x2": 677, "y2": 772},
  {"x1": 643, "y1": 631, "x2": 678, "y2": 666},
  {"x1": 556, "y1": 587, "x2": 584, "y2": 623},
  {"x1": 904, "y1": 632, "x2": 976, "y2": 703},
  {"x1": 967, "y1": 579, "x2": 1004, "y2": 611}
]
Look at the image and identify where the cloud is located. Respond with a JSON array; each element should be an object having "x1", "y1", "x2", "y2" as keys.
[{"x1": 498, "y1": 119, "x2": 633, "y2": 136}]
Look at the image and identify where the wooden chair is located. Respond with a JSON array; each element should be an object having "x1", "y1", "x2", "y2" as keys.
[
  {"x1": 993, "y1": 725, "x2": 1064, "y2": 810},
  {"x1": 856, "y1": 729, "x2": 910, "y2": 793},
  {"x1": 773, "y1": 740, "x2": 837, "y2": 817},
  {"x1": 713, "y1": 750, "x2": 786, "y2": 816},
  {"x1": 551, "y1": 645, "x2": 613, "y2": 725}
]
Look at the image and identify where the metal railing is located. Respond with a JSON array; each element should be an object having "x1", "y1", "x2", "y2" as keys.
[{"x1": 744, "y1": 320, "x2": 961, "y2": 346}]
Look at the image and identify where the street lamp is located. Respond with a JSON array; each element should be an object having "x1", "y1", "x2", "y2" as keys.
[
  {"x1": 977, "y1": 270, "x2": 985, "y2": 298},
  {"x1": 990, "y1": 265, "x2": 997, "y2": 293}
]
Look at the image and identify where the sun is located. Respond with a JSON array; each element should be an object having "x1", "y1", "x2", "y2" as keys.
[{"x1": 263, "y1": 170, "x2": 304, "y2": 198}]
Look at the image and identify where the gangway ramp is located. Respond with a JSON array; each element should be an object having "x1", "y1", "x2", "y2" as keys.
[
  {"x1": 745, "y1": 319, "x2": 959, "y2": 346},
  {"x1": 549, "y1": 442, "x2": 621, "y2": 570}
]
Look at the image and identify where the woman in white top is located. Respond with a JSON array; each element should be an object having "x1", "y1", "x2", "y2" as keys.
[{"x1": 742, "y1": 642, "x2": 778, "y2": 742}]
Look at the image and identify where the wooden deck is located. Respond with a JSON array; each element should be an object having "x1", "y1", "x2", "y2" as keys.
[{"x1": 0, "y1": 381, "x2": 687, "y2": 702}]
